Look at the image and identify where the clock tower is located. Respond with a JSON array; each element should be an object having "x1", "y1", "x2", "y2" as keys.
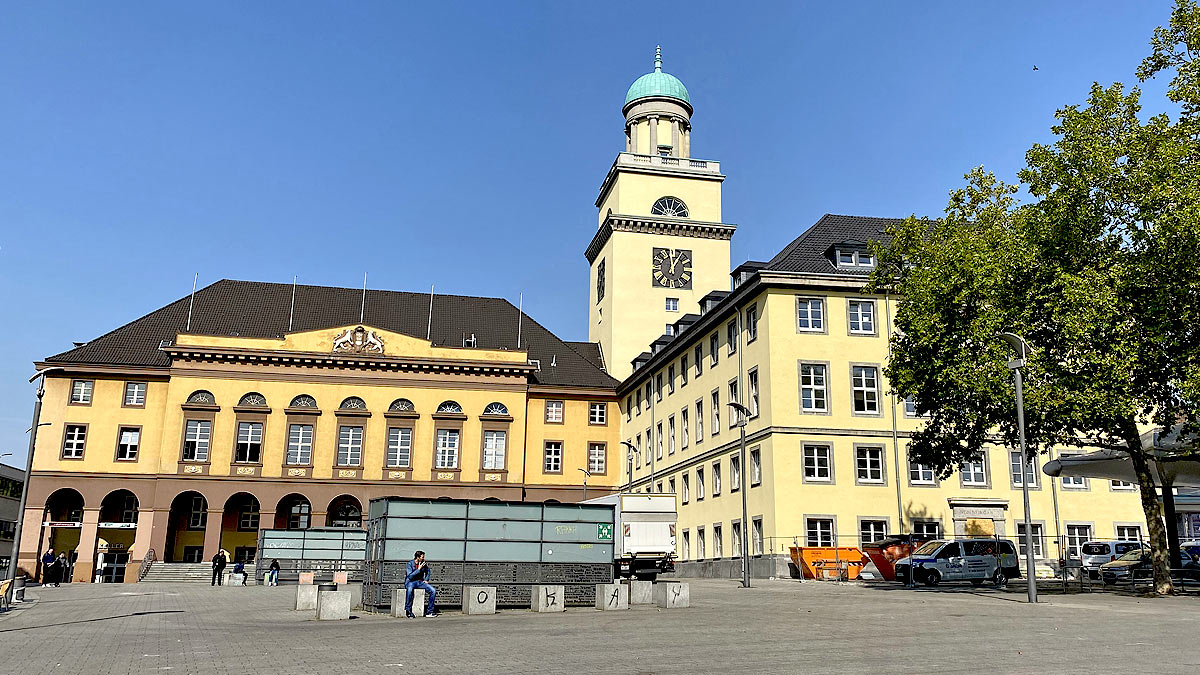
[{"x1": 586, "y1": 47, "x2": 735, "y2": 380}]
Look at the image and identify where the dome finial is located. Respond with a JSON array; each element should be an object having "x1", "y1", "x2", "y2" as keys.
[{"x1": 654, "y1": 45, "x2": 662, "y2": 72}]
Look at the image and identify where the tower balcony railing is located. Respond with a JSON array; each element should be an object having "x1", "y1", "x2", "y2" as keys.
[{"x1": 617, "y1": 152, "x2": 721, "y2": 174}]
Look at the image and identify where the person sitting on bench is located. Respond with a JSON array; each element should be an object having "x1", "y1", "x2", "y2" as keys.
[{"x1": 403, "y1": 550, "x2": 439, "y2": 618}]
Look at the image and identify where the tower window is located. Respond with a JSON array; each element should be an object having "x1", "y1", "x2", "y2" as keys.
[
  {"x1": 665, "y1": 298, "x2": 679, "y2": 312},
  {"x1": 651, "y1": 196, "x2": 689, "y2": 218},
  {"x1": 596, "y1": 259, "x2": 606, "y2": 302}
]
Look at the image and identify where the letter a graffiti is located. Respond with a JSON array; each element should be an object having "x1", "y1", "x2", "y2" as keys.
[{"x1": 609, "y1": 588, "x2": 620, "y2": 606}]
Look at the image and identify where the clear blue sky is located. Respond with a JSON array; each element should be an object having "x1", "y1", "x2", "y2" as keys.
[{"x1": 0, "y1": 2, "x2": 1176, "y2": 464}]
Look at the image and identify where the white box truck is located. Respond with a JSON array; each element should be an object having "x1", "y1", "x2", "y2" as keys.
[{"x1": 584, "y1": 493, "x2": 677, "y2": 580}]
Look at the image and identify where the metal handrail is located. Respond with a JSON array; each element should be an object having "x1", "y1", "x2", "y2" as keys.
[{"x1": 137, "y1": 548, "x2": 157, "y2": 583}]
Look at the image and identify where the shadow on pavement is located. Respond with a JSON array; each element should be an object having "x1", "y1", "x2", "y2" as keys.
[{"x1": 0, "y1": 609, "x2": 185, "y2": 633}]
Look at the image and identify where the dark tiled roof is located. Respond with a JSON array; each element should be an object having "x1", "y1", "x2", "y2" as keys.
[
  {"x1": 565, "y1": 341, "x2": 605, "y2": 372},
  {"x1": 765, "y1": 214, "x2": 900, "y2": 275},
  {"x1": 45, "y1": 279, "x2": 617, "y2": 390}
]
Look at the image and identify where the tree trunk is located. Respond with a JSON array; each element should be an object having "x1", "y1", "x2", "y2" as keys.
[{"x1": 1127, "y1": 443, "x2": 1174, "y2": 595}]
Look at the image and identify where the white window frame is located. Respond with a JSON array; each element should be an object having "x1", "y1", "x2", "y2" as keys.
[
  {"x1": 960, "y1": 456, "x2": 988, "y2": 487},
  {"x1": 665, "y1": 297, "x2": 679, "y2": 311},
  {"x1": 695, "y1": 400, "x2": 704, "y2": 443},
  {"x1": 847, "y1": 299, "x2": 876, "y2": 335},
  {"x1": 656, "y1": 422, "x2": 663, "y2": 459},
  {"x1": 543, "y1": 441, "x2": 563, "y2": 473},
  {"x1": 123, "y1": 382, "x2": 147, "y2": 406},
  {"x1": 435, "y1": 429, "x2": 460, "y2": 469},
  {"x1": 806, "y1": 518, "x2": 834, "y2": 547},
  {"x1": 116, "y1": 427, "x2": 140, "y2": 461},
  {"x1": 183, "y1": 420, "x2": 210, "y2": 462},
  {"x1": 752, "y1": 517, "x2": 764, "y2": 555},
  {"x1": 337, "y1": 425, "x2": 363, "y2": 467},
  {"x1": 746, "y1": 303, "x2": 758, "y2": 342},
  {"x1": 803, "y1": 444, "x2": 832, "y2": 482},
  {"x1": 1009, "y1": 451, "x2": 1038, "y2": 487},
  {"x1": 70, "y1": 379, "x2": 93, "y2": 404},
  {"x1": 235, "y1": 421, "x2": 263, "y2": 464},
  {"x1": 859, "y1": 519, "x2": 888, "y2": 546},
  {"x1": 588, "y1": 402, "x2": 607, "y2": 425},
  {"x1": 730, "y1": 455, "x2": 741, "y2": 492},
  {"x1": 482, "y1": 430, "x2": 506, "y2": 470},
  {"x1": 750, "y1": 447, "x2": 762, "y2": 486},
  {"x1": 909, "y1": 457, "x2": 936, "y2": 485},
  {"x1": 1016, "y1": 522, "x2": 1045, "y2": 558},
  {"x1": 748, "y1": 369, "x2": 760, "y2": 418},
  {"x1": 711, "y1": 390, "x2": 720, "y2": 431},
  {"x1": 855, "y1": 446, "x2": 884, "y2": 484},
  {"x1": 545, "y1": 400, "x2": 564, "y2": 423},
  {"x1": 796, "y1": 297, "x2": 825, "y2": 332},
  {"x1": 287, "y1": 423, "x2": 313, "y2": 465},
  {"x1": 712, "y1": 461, "x2": 722, "y2": 497},
  {"x1": 799, "y1": 363, "x2": 828, "y2": 413},
  {"x1": 681, "y1": 408, "x2": 689, "y2": 449},
  {"x1": 587, "y1": 442, "x2": 606, "y2": 474},
  {"x1": 851, "y1": 365, "x2": 880, "y2": 414},
  {"x1": 667, "y1": 416, "x2": 676, "y2": 455}
]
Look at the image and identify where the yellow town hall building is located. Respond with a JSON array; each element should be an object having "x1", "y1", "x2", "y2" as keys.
[{"x1": 18, "y1": 49, "x2": 1147, "y2": 583}]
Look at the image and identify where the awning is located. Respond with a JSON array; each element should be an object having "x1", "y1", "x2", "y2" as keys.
[{"x1": 1042, "y1": 426, "x2": 1200, "y2": 487}]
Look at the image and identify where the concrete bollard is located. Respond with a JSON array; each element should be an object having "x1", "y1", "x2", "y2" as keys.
[
  {"x1": 626, "y1": 580, "x2": 653, "y2": 605},
  {"x1": 316, "y1": 589, "x2": 352, "y2": 620},
  {"x1": 653, "y1": 582, "x2": 690, "y2": 609},
  {"x1": 531, "y1": 585, "x2": 566, "y2": 612},
  {"x1": 347, "y1": 582, "x2": 363, "y2": 610},
  {"x1": 294, "y1": 585, "x2": 319, "y2": 611},
  {"x1": 333, "y1": 571, "x2": 348, "y2": 584},
  {"x1": 298, "y1": 572, "x2": 314, "y2": 585},
  {"x1": 462, "y1": 586, "x2": 497, "y2": 615},
  {"x1": 391, "y1": 587, "x2": 426, "y2": 617},
  {"x1": 595, "y1": 583, "x2": 629, "y2": 610}
]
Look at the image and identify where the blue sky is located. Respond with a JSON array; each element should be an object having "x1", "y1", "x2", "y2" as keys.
[{"x1": 0, "y1": 2, "x2": 1176, "y2": 464}]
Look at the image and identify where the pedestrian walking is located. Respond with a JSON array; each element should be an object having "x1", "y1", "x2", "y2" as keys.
[
  {"x1": 403, "y1": 550, "x2": 439, "y2": 618},
  {"x1": 267, "y1": 559, "x2": 280, "y2": 586},
  {"x1": 41, "y1": 549, "x2": 55, "y2": 587},
  {"x1": 211, "y1": 551, "x2": 227, "y2": 586},
  {"x1": 56, "y1": 552, "x2": 69, "y2": 586}
]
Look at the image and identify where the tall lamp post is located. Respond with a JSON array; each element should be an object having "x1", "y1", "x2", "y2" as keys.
[
  {"x1": 6, "y1": 367, "x2": 60, "y2": 608},
  {"x1": 578, "y1": 468, "x2": 591, "y2": 502},
  {"x1": 997, "y1": 332, "x2": 1037, "y2": 604},
  {"x1": 727, "y1": 401, "x2": 752, "y2": 589},
  {"x1": 620, "y1": 441, "x2": 637, "y2": 492}
]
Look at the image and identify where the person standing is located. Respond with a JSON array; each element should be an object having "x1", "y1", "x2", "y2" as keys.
[
  {"x1": 41, "y1": 549, "x2": 56, "y2": 587},
  {"x1": 403, "y1": 550, "x2": 439, "y2": 618},
  {"x1": 56, "y1": 552, "x2": 70, "y2": 586},
  {"x1": 211, "y1": 551, "x2": 227, "y2": 586},
  {"x1": 267, "y1": 559, "x2": 280, "y2": 586}
]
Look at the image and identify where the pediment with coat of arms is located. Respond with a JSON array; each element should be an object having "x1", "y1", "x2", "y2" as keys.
[{"x1": 331, "y1": 325, "x2": 385, "y2": 354}]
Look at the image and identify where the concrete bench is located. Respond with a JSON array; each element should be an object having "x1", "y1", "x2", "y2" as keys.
[
  {"x1": 531, "y1": 585, "x2": 566, "y2": 612},
  {"x1": 391, "y1": 587, "x2": 427, "y2": 617},
  {"x1": 316, "y1": 589, "x2": 351, "y2": 620},
  {"x1": 294, "y1": 585, "x2": 318, "y2": 611},
  {"x1": 462, "y1": 586, "x2": 496, "y2": 615},
  {"x1": 653, "y1": 582, "x2": 690, "y2": 608},
  {"x1": 595, "y1": 583, "x2": 629, "y2": 610}
]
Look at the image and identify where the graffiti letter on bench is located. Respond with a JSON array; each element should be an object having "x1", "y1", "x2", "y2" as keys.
[
  {"x1": 609, "y1": 588, "x2": 620, "y2": 607},
  {"x1": 545, "y1": 590, "x2": 558, "y2": 608}
]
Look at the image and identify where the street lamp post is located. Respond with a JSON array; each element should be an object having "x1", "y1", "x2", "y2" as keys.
[
  {"x1": 578, "y1": 468, "x2": 591, "y2": 502},
  {"x1": 620, "y1": 441, "x2": 637, "y2": 492},
  {"x1": 727, "y1": 401, "x2": 752, "y2": 589},
  {"x1": 6, "y1": 367, "x2": 60, "y2": 608},
  {"x1": 997, "y1": 332, "x2": 1037, "y2": 604}
]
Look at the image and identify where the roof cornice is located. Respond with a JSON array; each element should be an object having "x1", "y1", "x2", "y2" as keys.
[
  {"x1": 161, "y1": 344, "x2": 537, "y2": 377},
  {"x1": 584, "y1": 213, "x2": 737, "y2": 263}
]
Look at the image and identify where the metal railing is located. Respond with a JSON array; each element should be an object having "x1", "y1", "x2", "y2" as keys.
[{"x1": 137, "y1": 548, "x2": 157, "y2": 583}]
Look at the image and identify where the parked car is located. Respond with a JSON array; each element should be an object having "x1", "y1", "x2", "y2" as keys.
[
  {"x1": 1100, "y1": 546, "x2": 1200, "y2": 585},
  {"x1": 1081, "y1": 540, "x2": 1145, "y2": 579},
  {"x1": 894, "y1": 538, "x2": 1020, "y2": 587}
]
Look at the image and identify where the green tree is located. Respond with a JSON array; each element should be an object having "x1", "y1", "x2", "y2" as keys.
[{"x1": 871, "y1": 1, "x2": 1200, "y2": 595}]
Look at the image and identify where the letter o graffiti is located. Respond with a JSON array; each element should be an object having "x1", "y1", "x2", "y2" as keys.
[{"x1": 477, "y1": 590, "x2": 489, "y2": 603}]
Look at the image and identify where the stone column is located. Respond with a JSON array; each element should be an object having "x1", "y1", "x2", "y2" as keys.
[
  {"x1": 630, "y1": 121, "x2": 639, "y2": 154},
  {"x1": 682, "y1": 128, "x2": 690, "y2": 158},
  {"x1": 202, "y1": 509, "x2": 223, "y2": 559},
  {"x1": 16, "y1": 507, "x2": 45, "y2": 581},
  {"x1": 671, "y1": 119, "x2": 680, "y2": 156},
  {"x1": 648, "y1": 116, "x2": 658, "y2": 154},
  {"x1": 73, "y1": 507, "x2": 101, "y2": 583},
  {"x1": 126, "y1": 509, "x2": 158, "y2": 582},
  {"x1": 311, "y1": 511, "x2": 328, "y2": 528},
  {"x1": 625, "y1": 125, "x2": 632, "y2": 152}
]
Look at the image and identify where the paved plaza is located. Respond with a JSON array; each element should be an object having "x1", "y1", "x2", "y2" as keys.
[{"x1": 1, "y1": 579, "x2": 1196, "y2": 674}]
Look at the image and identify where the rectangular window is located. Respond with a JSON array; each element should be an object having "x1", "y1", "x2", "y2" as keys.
[
  {"x1": 1009, "y1": 451, "x2": 1038, "y2": 487},
  {"x1": 436, "y1": 429, "x2": 460, "y2": 469},
  {"x1": 238, "y1": 504, "x2": 260, "y2": 531},
  {"x1": 544, "y1": 441, "x2": 563, "y2": 473},
  {"x1": 860, "y1": 519, "x2": 888, "y2": 545},
  {"x1": 665, "y1": 297, "x2": 679, "y2": 311},
  {"x1": 904, "y1": 396, "x2": 919, "y2": 417},
  {"x1": 635, "y1": 390, "x2": 642, "y2": 416},
  {"x1": 803, "y1": 444, "x2": 831, "y2": 482},
  {"x1": 123, "y1": 382, "x2": 147, "y2": 407},
  {"x1": 730, "y1": 455, "x2": 741, "y2": 492},
  {"x1": 711, "y1": 390, "x2": 721, "y2": 431},
  {"x1": 589, "y1": 402, "x2": 607, "y2": 425},
  {"x1": 695, "y1": 400, "x2": 704, "y2": 443},
  {"x1": 682, "y1": 529, "x2": 690, "y2": 560},
  {"x1": 1066, "y1": 524, "x2": 1092, "y2": 558},
  {"x1": 714, "y1": 524, "x2": 724, "y2": 558},
  {"x1": 235, "y1": 421, "x2": 263, "y2": 464},
  {"x1": 712, "y1": 461, "x2": 722, "y2": 497},
  {"x1": 752, "y1": 517, "x2": 764, "y2": 555},
  {"x1": 1059, "y1": 453, "x2": 1086, "y2": 488},
  {"x1": 287, "y1": 424, "x2": 313, "y2": 465},
  {"x1": 337, "y1": 425, "x2": 363, "y2": 466},
  {"x1": 727, "y1": 320, "x2": 738, "y2": 355},
  {"x1": 384, "y1": 427, "x2": 412, "y2": 468},
  {"x1": 913, "y1": 521, "x2": 942, "y2": 538},
  {"x1": 750, "y1": 447, "x2": 762, "y2": 486},
  {"x1": 851, "y1": 365, "x2": 880, "y2": 414},
  {"x1": 960, "y1": 456, "x2": 987, "y2": 486},
  {"x1": 545, "y1": 400, "x2": 564, "y2": 423},
  {"x1": 848, "y1": 299, "x2": 876, "y2": 334},
  {"x1": 694, "y1": 345, "x2": 703, "y2": 376},
  {"x1": 1016, "y1": 522, "x2": 1045, "y2": 558},
  {"x1": 1116, "y1": 525, "x2": 1142, "y2": 541},
  {"x1": 696, "y1": 467, "x2": 705, "y2": 501},
  {"x1": 482, "y1": 430, "x2": 506, "y2": 470},
  {"x1": 728, "y1": 380, "x2": 739, "y2": 427},
  {"x1": 70, "y1": 379, "x2": 93, "y2": 404},
  {"x1": 682, "y1": 473, "x2": 690, "y2": 503},
  {"x1": 116, "y1": 427, "x2": 140, "y2": 461},
  {"x1": 183, "y1": 420, "x2": 210, "y2": 461},
  {"x1": 732, "y1": 521, "x2": 742, "y2": 557},
  {"x1": 625, "y1": 396, "x2": 633, "y2": 422},
  {"x1": 1111, "y1": 480, "x2": 1136, "y2": 490},
  {"x1": 668, "y1": 477, "x2": 676, "y2": 495},
  {"x1": 909, "y1": 457, "x2": 936, "y2": 485},
  {"x1": 588, "y1": 442, "x2": 606, "y2": 474},
  {"x1": 656, "y1": 374, "x2": 663, "y2": 402},
  {"x1": 799, "y1": 363, "x2": 828, "y2": 412},
  {"x1": 668, "y1": 416, "x2": 676, "y2": 455},
  {"x1": 635, "y1": 434, "x2": 643, "y2": 466},
  {"x1": 855, "y1": 446, "x2": 884, "y2": 484},
  {"x1": 748, "y1": 369, "x2": 760, "y2": 417},
  {"x1": 667, "y1": 365, "x2": 676, "y2": 394},
  {"x1": 698, "y1": 527, "x2": 706, "y2": 559},
  {"x1": 806, "y1": 518, "x2": 834, "y2": 547},
  {"x1": 796, "y1": 297, "x2": 824, "y2": 332},
  {"x1": 188, "y1": 495, "x2": 207, "y2": 529},
  {"x1": 681, "y1": 409, "x2": 689, "y2": 449},
  {"x1": 681, "y1": 355, "x2": 689, "y2": 385},
  {"x1": 746, "y1": 304, "x2": 758, "y2": 342},
  {"x1": 665, "y1": 324, "x2": 675, "y2": 337},
  {"x1": 709, "y1": 334, "x2": 719, "y2": 366},
  {"x1": 645, "y1": 383, "x2": 652, "y2": 411}
]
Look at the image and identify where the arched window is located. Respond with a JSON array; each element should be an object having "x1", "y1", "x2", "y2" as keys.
[
  {"x1": 238, "y1": 392, "x2": 267, "y2": 407},
  {"x1": 388, "y1": 398, "x2": 415, "y2": 412},
  {"x1": 289, "y1": 394, "x2": 317, "y2": 408},
  {"x1": 651, "y1": 196, "x2": 689, "y2": 218},
  {"x1": 339, "y1": 397, "x2": 367, "y2": 410},
  {"x1": 483, "y1": 402, "x2": 509, "y2": 416},
  {"x1": 186, "y1": 390, "x2": 215, "y2": 404},
  {"x1": 436, "y1": 400, "x2": 463, "y2": 414}
]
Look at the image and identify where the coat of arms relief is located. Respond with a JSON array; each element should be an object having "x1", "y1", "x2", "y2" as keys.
[{"x1": 331, "y1": 325, "x2": 385, "y2": 354}]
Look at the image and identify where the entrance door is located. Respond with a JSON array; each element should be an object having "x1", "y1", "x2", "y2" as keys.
[
  {"x1": 99, "y1": 552, "x2": 130, "y2": 583},
  {"x1": 183, "y1": 546, "x2": 204, "y2": 563}
]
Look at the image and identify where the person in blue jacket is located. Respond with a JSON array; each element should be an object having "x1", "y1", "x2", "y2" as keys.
[{"x1": 403, "y1": 550, "x2": 439, "y2": 618}]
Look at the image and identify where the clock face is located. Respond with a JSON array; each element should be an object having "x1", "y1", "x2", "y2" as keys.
[{"x1": 651, "y1": 248, "x2": 693, "y2": 289}]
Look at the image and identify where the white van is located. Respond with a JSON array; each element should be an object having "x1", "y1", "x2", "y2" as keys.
[
  {"x1": 1081, "y1": 540, "x2": 1144, "y2": 579},
  {"x1": 894, "y1": 538, "x2": 1020, "y2": 587}
]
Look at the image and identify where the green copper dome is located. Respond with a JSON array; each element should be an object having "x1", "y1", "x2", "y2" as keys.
[{"x1": 624, "y1": 46, "x2": 690, "y2": 107}]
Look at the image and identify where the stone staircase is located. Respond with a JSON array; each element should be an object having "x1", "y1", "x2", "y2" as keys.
[{"x1": 140, "y1": 562, "x2": 256, "y2": 584}]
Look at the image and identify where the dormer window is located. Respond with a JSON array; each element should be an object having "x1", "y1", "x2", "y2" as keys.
[{"x1": 836, "y1": 248, "x2": 875, "y2": 268}]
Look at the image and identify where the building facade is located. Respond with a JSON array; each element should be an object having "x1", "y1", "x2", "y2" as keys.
[
  {"x1": 19, "y1": 283, "x2": 621, "y2": 582},
  {"x1": 0, "y1": 463, "x2": 23, "y2": 574}
]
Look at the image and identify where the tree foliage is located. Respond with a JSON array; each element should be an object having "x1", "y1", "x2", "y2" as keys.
[{"x1": 870, "y1": 0, "x2": 1200, "y2": 594}]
